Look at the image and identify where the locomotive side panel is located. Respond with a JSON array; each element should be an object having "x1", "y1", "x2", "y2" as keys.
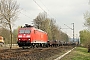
[{"x1": 31, "y1": 29, "x2": 48, "y2": 43}]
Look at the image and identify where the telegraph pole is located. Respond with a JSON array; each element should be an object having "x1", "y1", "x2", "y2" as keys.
[
  {"x1": 64, "y1": 23, "x2": 75, "y2": 42},
  {"x1": 72, "y1": 23, "x2": 74, "y2": 42}
]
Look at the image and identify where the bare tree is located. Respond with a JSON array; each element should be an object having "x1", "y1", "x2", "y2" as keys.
[
  {"x1": 0, "y1": 0, "x2": 19, "y2": 49},
  {"x1": 33, "y1": 12, "x2": 47, "y2": 29},
  {"x1": 84, "y1": 11, "x2": 90, "y2": 29}
]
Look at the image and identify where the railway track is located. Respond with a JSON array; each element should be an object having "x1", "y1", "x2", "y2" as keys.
[{"x1": 0, "y1": 46, "x2": 74, "y2": 60}]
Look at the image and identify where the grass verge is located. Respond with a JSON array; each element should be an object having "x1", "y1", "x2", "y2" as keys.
[{"x1": 61, "y1": 47, "x2": 90, "y2": 60}]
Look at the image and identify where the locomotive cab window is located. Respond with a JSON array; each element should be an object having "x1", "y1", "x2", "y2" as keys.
[
  {"x1": 19, "y1": 30, "x2": 24, "y2": 33},
  {"x1": 25, "y1": 30, "x2": 30, "y2": 34},
  {"x1": 19, "y1": 30, "x2": 31, "y2": 34}
]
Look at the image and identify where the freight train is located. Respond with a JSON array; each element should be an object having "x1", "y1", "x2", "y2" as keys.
[{"x1": 17, "y1": 24, "x2": 77, "y2": 49}]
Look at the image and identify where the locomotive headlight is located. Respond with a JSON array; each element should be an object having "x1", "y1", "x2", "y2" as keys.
[
  {"x1": 19, "y1": 39, "x2": 21, "y2": 40},
  {"x1": 28, "y1": 39, "x2": 30, "y2": 40}
]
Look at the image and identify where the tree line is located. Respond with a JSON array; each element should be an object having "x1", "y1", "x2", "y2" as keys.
[{"x1": 33, "y1": 12, "x2": 69, "y2": 41}]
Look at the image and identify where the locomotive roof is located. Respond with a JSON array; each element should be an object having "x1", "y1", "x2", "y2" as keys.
[
  {"x1": 19, "y1": 26, "x2": 47, "y2": 34},
  {"x1": 19, "y1": 24, "x2": 47, "y2": 34},
  {"x1": 35, "y1": 29, "x2": 47, "y2": 34}
]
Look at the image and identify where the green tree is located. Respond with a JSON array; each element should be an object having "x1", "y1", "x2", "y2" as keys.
[
  {"x1": 13, "y1": 26, "x2": 21, "y2": 44},
  {"x1": 79, "y1": 30, "x2": 90, "y2": 47},
  {"x1": 60, "y1": 31, "x2": 69, "y2": 42},
  {"x1": 13, "y1": 29, "x2": 18, "y2": 44},
  {"x1": 80, "y1": 11, "x2": 90, "y2": 47},
  {"x1": 42, "y1": 18, "x2": 52, "y2": 40},
  {"x1": 49, "y1": 19, "x2": 56, "y2": 40},
  {"x1": 0, "y1": 27, "x2": 10, "y2": 44}
]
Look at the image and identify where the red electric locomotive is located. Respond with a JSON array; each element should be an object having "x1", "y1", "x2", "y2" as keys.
[{"x1": 17, "y1": 24, "x2": 48, "y2": 48}]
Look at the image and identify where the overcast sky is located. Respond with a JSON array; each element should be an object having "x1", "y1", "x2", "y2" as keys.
[{"x1": 15, "y1": 0, "x2": 90, "y2": 38}]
